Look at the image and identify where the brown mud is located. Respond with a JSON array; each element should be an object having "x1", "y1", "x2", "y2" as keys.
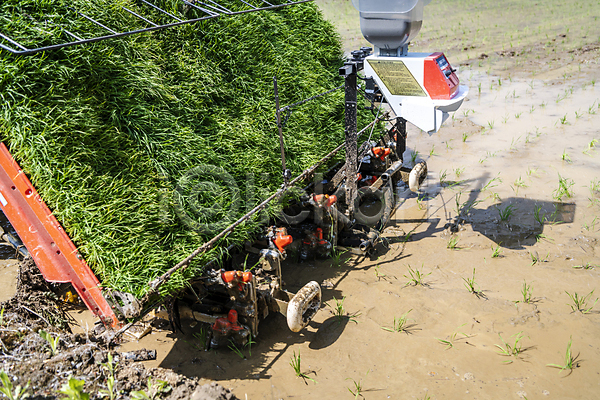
[{"x1": 0, "y1": 259, "x2": 238, "y2": 400}]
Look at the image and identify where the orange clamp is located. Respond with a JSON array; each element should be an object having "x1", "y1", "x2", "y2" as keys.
[{"x1": 371, "y1": 147, "x2": 391, "y2": 161}]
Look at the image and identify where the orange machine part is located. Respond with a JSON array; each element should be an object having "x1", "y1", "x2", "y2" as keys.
[
  {"x1": 313, "y1": 194, "x2": 338, "y2": 209},
  {"x1": 0, "y1": 143, "x2": 120, "y2": 327},
  {"x1": 221, "y1": 270, "x2": 253, "y2": 290},
  {"x1": 371, "y1": 147, "x2": 391, "y2": 160},
  {"x1": 423, "y1": 52, "x2": 459, "y2": 100},
  {"x1": 274, "y1": 231, "x2": 293, "y2": 253}
]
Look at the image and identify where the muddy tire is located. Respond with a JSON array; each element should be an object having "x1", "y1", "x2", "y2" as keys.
[
  {"x1": 409, "y1": 161, "x2": 428, "y2": 192},
  {"x1": 287, "y1": 281, "x2": 321, "y2": 332}
]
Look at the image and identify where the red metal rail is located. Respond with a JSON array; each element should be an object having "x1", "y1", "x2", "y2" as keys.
[{"x1": 0, "y1": 143, "x2": 120, "y2": 327}]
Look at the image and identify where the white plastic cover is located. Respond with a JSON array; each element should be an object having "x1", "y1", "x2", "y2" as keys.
[{"x1": 351, "y1": 0, "x2": 431, "y2": 14}]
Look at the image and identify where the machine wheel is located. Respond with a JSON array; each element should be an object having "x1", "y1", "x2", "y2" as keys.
[
  {"x1": 287, "y1": 281, "x2": 321, "y2": 332},
  {"x1": 409, "y1": 161, "x2": 428, "y2": 192}
]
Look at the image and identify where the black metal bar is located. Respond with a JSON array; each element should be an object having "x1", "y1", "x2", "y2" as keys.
[
  {"x1": 73, "y1": 10, "x2": 118, "y2": 34},
  {"x1": 203, "y1": 0, "x2": 233, "y2": 13},
  {"x1": 2, "y1": 0, "x2": 313, "y2": 55},
  {"x1": 344, "y1": 69, "x2": 358, "y2": 214},
  {"x1": 122, "y1": 7, "x2": 158, "y2": 27},
  {"x1": 183, "y1": 1, "x2": 219, "y2": 17},
  {"x1": 63, "y1": 29, "x2": 84, "y2": 41},
  {"x1": 237, "y1": 0, "x2": 259, "y2": 10},
  {"x1": 0, "y1": 33, "x2": 28, "y2": 51},
  {"x1": 139, "y1": 0, "x2": 183, "y2": 22}
]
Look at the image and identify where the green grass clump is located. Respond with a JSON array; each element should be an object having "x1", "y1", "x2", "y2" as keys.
[{"x1": 0, "y1": 1, "x2": 370, "y2": 297}]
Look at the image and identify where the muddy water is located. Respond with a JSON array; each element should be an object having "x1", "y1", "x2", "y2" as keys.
[{"x1": 105, "y1": 61, "x2": 600, "y2": 400}]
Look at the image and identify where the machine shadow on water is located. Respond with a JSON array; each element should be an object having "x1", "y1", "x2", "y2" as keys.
[{"x1": 464, "y1": 198, "x2": 575, "y2": 249}]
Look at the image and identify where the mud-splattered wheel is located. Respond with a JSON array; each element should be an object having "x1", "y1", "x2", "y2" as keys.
[
  {"x1": 409, "y1": 161, "x2": 428, "y2": 192},
  {"x1": 287, "y1": 281, "x2": 321, "y2": 332}
]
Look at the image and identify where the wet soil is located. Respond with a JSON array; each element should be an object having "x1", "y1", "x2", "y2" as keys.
[{"x1": 0, "y1": 259, "x2": 238, "y2": 400}]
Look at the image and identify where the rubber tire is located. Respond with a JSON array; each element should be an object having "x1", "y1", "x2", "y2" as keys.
[
  {"x1": 287, "y1": 281, "x2": 321, "y2": 332},
  {"x1": 409, "y1": 161, "x2": 428, "y2": 192}
]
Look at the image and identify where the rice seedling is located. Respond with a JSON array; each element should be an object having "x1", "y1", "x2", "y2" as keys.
[
  {"x1": 534, "y1": 205, "x2": 545, "y2": 226},
  {"x1": 588, "y1": 179, "x2": 600, "y2": 205},
  {"x1": 573, "y1": 263, "x2": 596, "y2": 270},
  {"x1": 561, "y1": 150, "x2": 572, "y2": 163},
  {"x1": 559, "y1": 114, "x2": 568, "y2": 125},
  {"x1": 527, "y1": 167, "x2": 540, "y2": 178},
  {"x1": 228, "y1": 340, "x2": 246, "y2": 359},
  {"x1": 515, "y1": 281, "x2": 534, "y2": 304},
  {"x1": 565, "y1": 290, "x2": 598, "y2": 314},
  {"x1": 497, "y1": 204, "x2": 515, "y2": 221},
  {"x1": 39, "y1": 330, "x2": 59, "y2": 356},
  {"x1": 290, "y1": 351, "x2": 316, "y2": 383},
  {"x1": 245, "y1": 335, "x2": 256, "y2": 357},
  {"x1": 347, "y1": 376, "x2": 364, "y2": 399},
  {"x1": 582, "y1": 217, "x2": 598, "y2": 231},
  {"x1": 416, "y1": 194, "x2": 427, "y2": 211},
  {"x1": 429, "y1": 145, "x2": 438, "y2": 156},
  {"x1": 495, "y1": 331, "x2": 528, "y2": 362},
  {"x1": 373, "y1": 264, "x2": 388, "y2": 281},
  {"x1": 447, "y1": 236, "x2": 460, "y2": 250},
  {"x1": 530, "y1": 250, "x2": 541, "y2": 265},
  {"x1": 325, "y1": 296, "x2": 360, "y2": 324},
  {"x1": 381, "y1": 309, "x2": 414, "y2": 333},
  {"x1": 547, "y1": 337, "x2": 579, "y2": 374},
  {"x1": 462, "y1": 133, "x2": 469, "y2": 142},
  {"x1": 583, "y1": 139, "x2": 598, "y2": 155},
  {"x1": 437, "y1": 324, "x2": 469, "y2": 350},
  {"x1": 439, "y1": 170, "x2": 448, "y2": 186},
  {"x1": 0, "y1": 370, "x2": 30, "y2": 400},
  {"x1": 487, "y1": 120, "x2": 495, "y2": 130},
  {"x1": 331, "y1": 248, "x2": 348, "y2": 268},
  {"x1": 553, "y1": 175, "x2": 574, "y2": 201},
  {"x1": 463, "y1": 268, "x2": 485, "y2": 298},
  {"x1": 481, "y1": 176, "x2": 502, "y2": 192},
  {"x1": 491, "y1": 244, "x2": 502, "y2": 258},
  {"x1": 410, "y1": 150, "x2": 419, "y2": 166},
  {"x1": 404, "y1": 264, "x2": 431, "y2": 286},
  {"x1": 514, "y1": 176, "x2": 527, "y2": 188}
]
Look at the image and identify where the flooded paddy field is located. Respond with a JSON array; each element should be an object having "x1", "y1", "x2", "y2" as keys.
[{"x1": 2, "y1": 0, "x2": 600, "y2": 399}]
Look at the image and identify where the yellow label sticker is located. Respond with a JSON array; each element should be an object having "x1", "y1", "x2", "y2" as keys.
[{"x1": 367, "y1": 60, "x2": 426, "y2": 97}]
